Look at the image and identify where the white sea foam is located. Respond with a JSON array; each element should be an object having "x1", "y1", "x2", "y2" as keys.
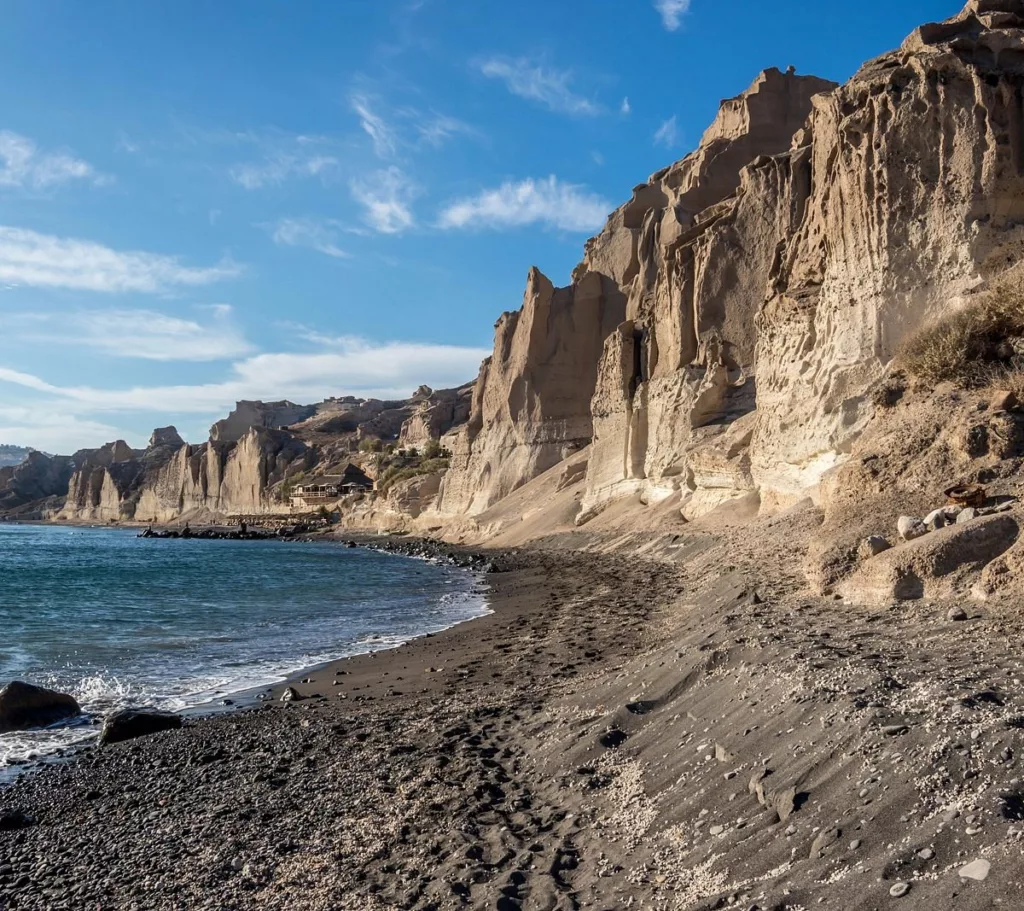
[{"x1": 0, "y1": 529, "x2": 490, "y2": 779}]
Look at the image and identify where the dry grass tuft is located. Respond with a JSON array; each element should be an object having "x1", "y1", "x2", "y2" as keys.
[{"x1": 899, "y1": 264, "x2": 1024, "y2": 386}]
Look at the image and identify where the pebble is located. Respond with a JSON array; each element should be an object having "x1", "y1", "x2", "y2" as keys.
[
  {"x1": 957, "y1": 507, "x2": 979, "y2": 525},
  {"x1": 889, "y1": 881, "x2": 910, "y2": 897},
  {"x1": 897, "y1": 516, "x2": 927, "y2": 541},
  {"x1": 917, "y1": 848, "x2": 934, "y2": 860},
  {"x1": 948, "y1": 606, "x2": 969, "y2": 622},
  {"x1": 849, "y1": 839, "x2": 861, "y2": 850},
  {"x1": 958, "y1": 859, "x2": 991, "y2": 881},
  {"x1": 882, "y1": 724, "x2": 909, "y2": 737},
  {"x1": 810, "y1": 827, "x2": 840, "y2": 857},
  {"x1": 709, "y1": 825, "x2": 725, "y2": 836}
]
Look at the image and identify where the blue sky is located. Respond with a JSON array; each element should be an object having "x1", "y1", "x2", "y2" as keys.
[{"x1": 0, "y1": 0, "x2": 960, "y2": 453}]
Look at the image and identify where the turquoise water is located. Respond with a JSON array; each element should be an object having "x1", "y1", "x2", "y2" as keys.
[{"x1": 0, "y1": 524, "x2": 487, "y2": 766}]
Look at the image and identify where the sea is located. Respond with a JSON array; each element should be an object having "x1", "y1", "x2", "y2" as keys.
[{"x1": 0, "y1": 524, "x2": 488, "y2": 771}]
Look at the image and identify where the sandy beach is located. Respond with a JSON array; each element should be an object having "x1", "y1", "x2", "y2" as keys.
[{"x1": 2, "y1": 525, "x2": 1024, "y2": 910}]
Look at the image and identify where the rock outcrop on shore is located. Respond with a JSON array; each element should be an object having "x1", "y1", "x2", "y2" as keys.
[{"x1": 0, "y1": 682, "x2": 80, "y2": 734}]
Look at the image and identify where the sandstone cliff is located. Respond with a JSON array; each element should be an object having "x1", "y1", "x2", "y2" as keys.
[
  {"x1": 429, "y1": 1, "x2": 1024, "y2": 528},
  {"x1": 42, "y1": 385, "x2": 472, "y2": 523},
  {"x1": 0, "y1": 452, "x2": 75, "y2": 514},
  {"x1": 434, "y1": 268, "x2": 627, "y2": 515},
  {"x1": 57, "y1": 428, "x2": 314, "y2": 523},
  {"x1": 432, "y1": 67, "x2": 835, "y2": 519},
  {"x1": 210, "y1": 401, "x2": 316, "y2": 443}
]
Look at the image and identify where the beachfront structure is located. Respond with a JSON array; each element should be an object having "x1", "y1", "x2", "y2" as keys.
[{"x1": 289, "y1": 464, "x2": 372, "y2": 510}]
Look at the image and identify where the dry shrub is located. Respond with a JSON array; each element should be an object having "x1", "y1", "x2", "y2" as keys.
[
  {"x1": 899, "y1": 264, "x2": 1024, "y2": 386},
  {"x1": 998, "y1": 365, "x2": 1024, "y2": 402}
]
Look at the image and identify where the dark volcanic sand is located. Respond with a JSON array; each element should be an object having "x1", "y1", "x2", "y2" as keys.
[{"x1": 2, "y1": 533, "x2": 1024, "y2": 910}]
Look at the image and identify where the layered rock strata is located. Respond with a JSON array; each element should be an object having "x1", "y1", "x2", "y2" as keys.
[
  {"x1": 434, "y1": 268, "x2": 627, "y2": 515},
  {"x1": 436, "y1": 1, "x2": 1024, "y2": 523}
]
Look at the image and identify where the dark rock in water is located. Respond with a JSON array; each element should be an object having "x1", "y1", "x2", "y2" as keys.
[
  {"x1": 99, "y1": 708, "x2": 182, "y2": 745},
  {"x1": 0, "y1": 809, "x2": 35, "y2": 830},
  {"x1": 0, "y1": 681, "x2": 81, "y2": 733}
]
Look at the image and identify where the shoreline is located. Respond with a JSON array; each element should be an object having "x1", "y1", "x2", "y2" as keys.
[
  {"x1": 0, "y1": 546, "x2": 664, "y2": 910},
  {"x1": 5, "y1": 533, "x2": 1024, "y2": 909},
  {"x1": 0, "y1": 534, "x2": 495, "y2": 782}
]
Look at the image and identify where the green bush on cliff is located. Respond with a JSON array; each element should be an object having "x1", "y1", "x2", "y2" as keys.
[
  {"x1": 377, "y1": 457, "x2": 450, "y2": 495},
  {"x1": 900, "y1": 264, "x2": 1024, "y2": 386}
]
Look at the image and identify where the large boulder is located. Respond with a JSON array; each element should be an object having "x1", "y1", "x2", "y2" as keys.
[
  {"x1": 0, "y1": 681, "x2": 81, "y2": 733},
  {"x1": 839, "y1": 514, "x2": 1020, "y2": 604},
  {"x1": 99, "y1": 708, "x2": 182, "y2": 745}
]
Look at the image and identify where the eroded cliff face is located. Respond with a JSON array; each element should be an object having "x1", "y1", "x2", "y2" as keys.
[
  {"x1": 433, "y1": 67, "x2": 834, "y2": 519},
  {"x1": 210, "y1": 401, "x2": 316, "y2": 443},
  {"x1": 59, "y1": 428, "x2": 312, "y2": 523},
  {"x1": 0, "y1": 452, "x2": 75, "y2": 514},
  {"x1": 436, "y1": 2, "x2": 1024, "y2": 527},
  {"x1": 753, "y1": 0, "x2": 1024, "y2": 506},
  {"x1": 578, "y1": 67, "x2": 834, "y2": 516},
  {"x1": 399, "y1": 385, "x2": 473, "y2": 449},
  {"x1": 434, "y1": 268, "x2": 626, "y2": 515}
]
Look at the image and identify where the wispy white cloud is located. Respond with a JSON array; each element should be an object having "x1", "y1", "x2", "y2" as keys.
[
  {"x1": 0, "y1": 407, "x2": 137, "y2": 454},
  {"x1": 351, "y1": 94, "x2": 400, "y2": 158},
  {"x1": 0, "y1": 305, "x2": 253, "y2": 362},
  {"x1": 653, "y1": 115, "x2": 681, "y2": 148},
  {"x1": 350, "y1": 167, "x2": 417, "y2": 234},
  {"x1": 268, "y1": 217, "x2": 350, "y2": 259},
  {"x1": 115, "y1": 132, "x2": 141, "y2": 154},
  {"x1": 620, "y1": 97, "x2": 632, "y2": 115},
  {"x1": 0, "y1": 131, "x2": 106, "y2": 190},
  {"x1": 0, "y1": 226, "x2": 241, "y2": 293},
  {"x1": 654, "y1": 0, "x2": 692, "y2": 31},
  {"x1": 413, "y1": 111, "x2": 476, "y2": 148},
  {"x1": 229, "y1": 148, "x2": 339, "y2": 189},
  {"x1": 350, "y1": 91, "x2": 476, "y2": 157},
  {"x1": 0, "y1": 337, "x2": 489, "y2": 423},
  {"x1": 437, "y1": 176, "x2": 610, "y2": 232},
  {"x1": 478, "y1": 57, "x2": 601, "y2": 116}
]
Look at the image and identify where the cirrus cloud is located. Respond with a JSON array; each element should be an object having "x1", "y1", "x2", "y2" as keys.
[
  {"x1": 350, "y1": 167, "x2": 418, "y2": 234},
  {"x1": 267, "y1": 218, "x2": 350, "y2": 259},
  {"x1": 477, "y1": 57, "x2": 601, "y2": 116},
  {"x1": 0, "y1": 305, "x2": 253, "y2": 362}
]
